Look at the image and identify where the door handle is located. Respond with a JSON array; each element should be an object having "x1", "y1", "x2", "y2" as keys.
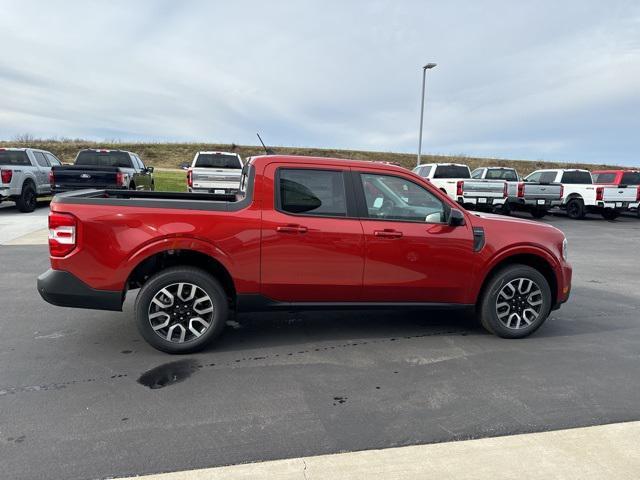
[
  {"x1": 373, "y1": 229, "x2": 403, "y2": 238},
  {"x1": 276, "y1": 224, "x2": 308, "y2": 234}
]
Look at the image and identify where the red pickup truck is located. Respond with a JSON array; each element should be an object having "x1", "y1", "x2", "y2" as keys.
[
  {"x1": 592, "y1": 169, "x2": 640, "y2": 217},
  {"x1": 38, "y1": 155, "x2": 572, "y2": 353}
]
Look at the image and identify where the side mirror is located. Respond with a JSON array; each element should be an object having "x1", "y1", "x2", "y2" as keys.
[
  {"x1": 146, "y1": 166, "x2": 154, "y2": 173},
  {"x1": 448, "y1": 208, "x2": 466, "y2": 227}
]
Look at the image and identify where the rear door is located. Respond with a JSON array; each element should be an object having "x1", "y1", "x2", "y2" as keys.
[
  {"x1": 354, "y1": 170, "x2": 475, "y2": 303},
  {"x1": 260, "y1": 163, "x2": 364, "y2": 302}
]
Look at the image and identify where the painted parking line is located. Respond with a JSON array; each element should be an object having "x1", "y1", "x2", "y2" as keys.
[{"x1": 116, "y1": 421, "x2": 640, "y2": 480}]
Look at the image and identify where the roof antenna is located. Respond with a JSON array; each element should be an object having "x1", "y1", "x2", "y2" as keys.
[{"x1": 256, "y1": 133, "x2": 275, "y2": 155}]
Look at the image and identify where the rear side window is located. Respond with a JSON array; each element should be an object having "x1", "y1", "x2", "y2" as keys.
[
  {"x1": 539, "y1": 172, "x2": 557, "y2": 184},
  {"x1": 561, "y1": 171, "x2": 592, "y2": 184},
  {"x1": 486, "y1": 169, "x2": 518, "y2": 181},
  {"x1": 433, "y1": 165, "x2": 470, "y2": 179},
  {"x1": 0, "y1": 150, "x2": 30, "y2": 166},
  {"x1": 278, "y1": 169, "x2": 346, "y2": 216},
  {"x1": 75, "y1": 151, "x2": 133, "y2": 168},
  {"x1": 34, "y1": 152, "x2": 49, "y2": 167},
  {"x1": 195, "y1": 153, "x2": 241, "y2": 169},
  {"x1": 621, "y1": 172, "x2": 640, "y2": 185}
]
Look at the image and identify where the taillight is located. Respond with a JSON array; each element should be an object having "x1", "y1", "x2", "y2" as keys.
[
  {"x1": 503, "y1": 181, "x2": 508, "y2": 197},
  {"x1": 187, "y1": 169, "x2": 193, "y2": 188},
  {"x1": 1, "y1": 169, "x2": 12, "y2": 184},
  {"x1": 49, "y1": 170, "x2": 55, "y2": 185},
  {"x1": 48, "y1": 212, "x2": 77, "y2": 257},
  {"x1": 636, "y1": 186, "x2": 640, "y2": 202},
  {"x1": 596, "y1": 186, "x2": 604, "y2": 201},
  {"x1": 517, "y1": 182, "x2": 525, "y2": 198},
  {"x1": 559, "y1": 184, "x2": 564, "y2": 198},
  {"x1": 456, "y1": 180, "x2": 464, "y2": 196},
  {"x1": 116, "y1": 171, "x2": 125, "y2": 187}
]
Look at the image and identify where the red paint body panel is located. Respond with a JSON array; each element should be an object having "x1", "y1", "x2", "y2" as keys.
[{"x1": 47, "y1": 155, "x2": 572, "y2": 308}]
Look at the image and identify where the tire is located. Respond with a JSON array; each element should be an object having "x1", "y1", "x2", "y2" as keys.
[
  {"x1": 150, "y1": 181, "x2": 155, "y2": 191},
  {"x1": 566, "y1": 198, "x2": 585, "y2": 220},
  {"x1": 16, "y1": 181, "x2": 37, "y2": 212},
  {"x1": 135, "y1": 266, "x2": 228, "y2": 354},
  {"x1": 601, "y1": 209, "x2": 619, "y2": 221},
  {"x1": 495, "y1": 202, "x2": 511, "y2": 216},
  {"x1": 129, "y1": 182, "x2": 136, "y2": 191},
  {"x1": 530, "y1": 208, "x2": 547, "y2": 219},
  {"x1": 478, "y1": 264, "x2": 552, "y2": 339}
]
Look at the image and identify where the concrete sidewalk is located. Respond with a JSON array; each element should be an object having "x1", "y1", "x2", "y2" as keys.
[{"x1": 118, "y1": 421, "x2": 640, "y2": 479}]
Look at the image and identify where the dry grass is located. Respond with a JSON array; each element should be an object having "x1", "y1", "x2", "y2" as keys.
[{"x1": 0, "y1": 139, "x2": 625, "y2": 176}]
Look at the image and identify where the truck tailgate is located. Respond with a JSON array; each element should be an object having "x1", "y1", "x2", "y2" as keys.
[
  {"x1": 462, "y1": 180, "x2": 506, "y2": 198},
  {"x1": 191, "y1": 168, "x2": 241, "y2": 189},
  {"x1": 523, "y1": 183, "x2": 562, "y2": 200},
  {"x1": 602, "y1": 186, "x2": 637, "y2": 203},
  {"x1": 52, "y1": 165, "x2": 121, "y2": 190}
]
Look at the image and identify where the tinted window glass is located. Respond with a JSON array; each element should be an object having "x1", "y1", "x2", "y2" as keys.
[
  {"x1": 592, "y1": 173, "x2": 616, "y2": 184},
  {"x1": 621, "y1": 172, "x2": 640, "y2": 185},
  {"x1": 279, "y1": 169, "x2": 346, "y2": 216},
  {"x1": 34, "y1": 152, "x2": 49, "y2": 167},
  {"x1": 45, "y1": 153, "x2": 61, "y2": 166},
  {"x1": 486, "y1": 169, "x2": 518, "y2": 181},
  {"x1": 539, "y1": 172, "x2": 557, "y2": 183},
  {"x1": 195, "y1": 153, "x2": 241, "y2": 169},
  {"x1": 0, "y1": 150, "x2": 30, "y2": 166},
  {"x1": 75, "y1": 151, "x2": 133, "y2": 168},
  {"x1": 561, "y1": 171, "x2": 592, "y2": 184},
  {"x1": 360, "y1": 173, "x2": 445, "y2": 223},
  {"x1": 433, "y1": 165, "x2": 470, "y2": 179}
]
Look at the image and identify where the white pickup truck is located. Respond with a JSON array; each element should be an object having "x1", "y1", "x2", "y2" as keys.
[
  {"x1": 525, "y1": 168, "x2": 636, "y2": 220},
  {"x1": 472, "y1": 167, "x2": 563, "y2": 218},
  {"x1": 187, "y1": 151, "x2": 244, "y2": 195},
  {"x1": 413, "y1": 163, "x2": 507, "y2": 211}
]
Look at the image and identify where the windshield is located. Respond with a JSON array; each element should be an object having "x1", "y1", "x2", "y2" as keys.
[
  {"x1": 592, "y1": 173, "x2": 616, "y2": 184},
  {"x1": 75, "y1": 151, "x2": 133, "y2": 168},
  {"x1": 0, "y1": 150, "x2": 30, "y2": 166},
  {"x1": 486, "y1": 169, "x2": 518, "y2": 181},
  {"x1": 433, "y1": 165, "x2": 470, "y2": 179},
  {"x1": 195, "y1": 153, "x2": 241, "y2": 169}
]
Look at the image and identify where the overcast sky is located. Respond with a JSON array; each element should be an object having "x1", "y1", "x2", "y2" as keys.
[{"x1": 1, "y1": 0, "x2": 639, "y2": 165}]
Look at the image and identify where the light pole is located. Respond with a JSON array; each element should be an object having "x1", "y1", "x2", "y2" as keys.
[{"x1": 417, "y1": 62, "x2": 437, "y2": 167}]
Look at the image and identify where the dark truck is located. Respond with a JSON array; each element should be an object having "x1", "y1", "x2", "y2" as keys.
[{"x1": 50, "y1": 149, "x2": 154, "y2": 194}]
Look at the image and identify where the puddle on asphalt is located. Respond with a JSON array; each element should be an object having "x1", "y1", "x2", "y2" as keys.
[{"x1": 137, "y1": 359, "x2": 199, "y2": 389}]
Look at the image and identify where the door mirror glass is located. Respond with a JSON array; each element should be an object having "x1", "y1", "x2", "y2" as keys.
[
  {"x1": 448, "y1": 208, "x2": 466, "y2": 227},
  {"x1": 146, "y1": 166, "x2": 154, "y2": 173}
]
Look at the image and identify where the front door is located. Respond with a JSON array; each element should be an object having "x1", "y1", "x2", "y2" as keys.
[
  {"x1": 260, "y1": 164, "x2": 364, "y2": 302},
  {"x1": 355, "y1": 171, "x2": 475, "y2": 303}
]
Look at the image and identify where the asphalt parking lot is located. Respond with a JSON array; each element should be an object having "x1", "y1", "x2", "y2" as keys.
[{"x1": 1, "y1": 201, "x2": 639, "y2": 480}]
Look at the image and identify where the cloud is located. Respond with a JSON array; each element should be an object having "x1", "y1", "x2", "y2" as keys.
[{"x1": 0, "y1": 0, "x2": 638, "y2": 165}]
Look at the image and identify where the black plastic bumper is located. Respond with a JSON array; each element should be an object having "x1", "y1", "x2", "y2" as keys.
[{"x1": 37, "y1": 269, "x2": 123, "y2": 311}]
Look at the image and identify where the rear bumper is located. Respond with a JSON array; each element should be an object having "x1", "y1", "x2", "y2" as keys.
[
  {"x1": 510, "y1": 198, "x2": 562, "y2": 208},
  {"x1": 596, "y1": 201, "x2": 636, "y2": 211},
  {"x1": 37, "y1": 269, "x2": 123, "y2": 311},
  {"x1": 457, "y1": 196, "x2": 506, "y2": 207}
]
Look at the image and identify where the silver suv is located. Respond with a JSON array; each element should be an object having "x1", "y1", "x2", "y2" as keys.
[{"x1": 0, "y1": 147, "x2": 62, "y2": 212}]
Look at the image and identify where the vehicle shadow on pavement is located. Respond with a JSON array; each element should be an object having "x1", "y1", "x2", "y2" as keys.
[{"x1": 0, "y1": 200, "x2": 50, "y2": 214}]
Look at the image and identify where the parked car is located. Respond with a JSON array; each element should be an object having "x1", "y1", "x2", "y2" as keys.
[
  {"x1": 0, "y1": 147, "x2": 62, "y2": 212},
  {"x1": 414, "y1": 163, "x2": 507, "y2": 211},
  {"x1": 187, "y1": 151, "x2": 243, "y2": 194},
  {"x1": 471, "y1": 167, "x2": 563, "y2": 218},
  {"x1": 592, "y1": 169, "x2": 640, "y2": 218},
  {"x1": 38, "y1": 155, "x2": 572, "y2": 353},
  {"x1": 50, "y1": 149, "x2": 154, "y2": 194},
  {"x1": 526, "y1": 168, "x2": 635, "y2": 220}
]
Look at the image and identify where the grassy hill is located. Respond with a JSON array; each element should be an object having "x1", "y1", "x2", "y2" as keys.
[{"x1": 0, "y1": 139, "x2": 623, "y2": 175}]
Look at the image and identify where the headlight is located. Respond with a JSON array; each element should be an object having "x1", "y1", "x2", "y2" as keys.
[{"x1": 562, "y1": 237, "x2": 568, "y2": 261}]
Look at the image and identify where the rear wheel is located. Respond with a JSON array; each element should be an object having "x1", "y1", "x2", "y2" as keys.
[
  {"x1": 566, "y1": 198, "x2": 585, "y2": 220},
  {"x1": 479, "y1": 264, "x2": 552, "y2": 338},
  {"x1": 602, "y1": 209, "x2": 619, "y2": 220},
  {"x1": 16, "y1": 182, "x2": 37, "y2": 212},
  {"x1": 530, "y1": 208, "x2": 547, "y2": 219},
  {"x1": 135, "y1": 266, "x2": 228, "y2": 354}
]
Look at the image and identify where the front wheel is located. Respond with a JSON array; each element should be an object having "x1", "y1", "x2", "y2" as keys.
[
  {"x1": 478, "y1": 264, "x2": 552, "y2": 338},
  {"x1": 530, "y1": 208, "x2": 547, "y2": 219},
  {"x1": 601, "y1": 209, "x2": 619, "y2": 220},
  {"x1": 135, "y1": 266, "x2": 228, "y2": 353}
]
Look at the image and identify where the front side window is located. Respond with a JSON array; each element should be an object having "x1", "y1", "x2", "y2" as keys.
[
  {"x1": 592, "y1": 172, "x2": 616, "y2": 184},
  {"x1": 360, "y1": 173, "x2": 445, "y2": 223},
  {"x1": 561, "y1": 171, "x2": 592, "y2": 184},
  {"x1": 279, "y1": 169, "x2": 346, "y2": 216},
  {"x1": 45, "y1": 153, "x2": 61, "y2": 166},
  {"x1": 525, "y1": 171, "x2": 542, "y2": 182},
  {"x1": 471, "y1": 169, "x2": 483, "y2": 179}
]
